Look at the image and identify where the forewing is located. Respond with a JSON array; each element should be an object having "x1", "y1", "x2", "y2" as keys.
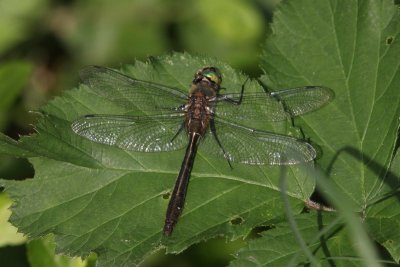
[
  {"x1": 71, "y1": 114, "x2": 187, "y2": 152},
  {"x1": 215, "y1": 86, "x2": 334, "y2": 124},
  {"x1": 199, "y1": 118, "x2": 316, "y2": 165},
  {"x1": 80, "y1": 66, "x2": 188, "y2": 114}
]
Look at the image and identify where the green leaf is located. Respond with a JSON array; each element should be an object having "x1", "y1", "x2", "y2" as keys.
[
  {"x1": 366, "y1": 147, "x2": 400, "y2": 262},
  {"x1": 0, "y1": 53, "x2": 315, "y2": 266},
  {"x1": 259, "y1": 0, "x2": 400, "y2": 263},
  {"x1": 262, "y1": 0, "x2": 400, "y2": 205},
  {"x1": 229, "y1": 213, "x2": 362, "y2": 267}
]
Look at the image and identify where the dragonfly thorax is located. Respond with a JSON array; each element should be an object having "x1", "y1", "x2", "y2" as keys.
[
  {"x1": 189, "y1": 82, "x2": 217, "y2": 97},
  {"x1": 185, "y1": 91, "x2": 214, "y2": 136}
]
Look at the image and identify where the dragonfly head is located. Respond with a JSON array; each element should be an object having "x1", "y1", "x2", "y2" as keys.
[{"x1": 193, "y1": 66, "x2": 222, "y2": 89}]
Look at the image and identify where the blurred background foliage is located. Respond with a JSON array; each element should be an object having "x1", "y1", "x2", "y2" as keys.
[{"x1": 0, "y1": 0, "x2": 280, "y2": 266}]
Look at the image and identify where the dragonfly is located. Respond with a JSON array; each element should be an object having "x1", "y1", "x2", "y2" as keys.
[{"x1": 71, "y1": 65, "x2": 333, "y2": 236}]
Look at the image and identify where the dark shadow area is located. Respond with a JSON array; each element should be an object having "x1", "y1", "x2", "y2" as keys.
[
  {"x1": 313, "y1": 212, "x2": 335, "y2": 267},
  {"x1": 312, "y1": 211, "x2": 343, "y2": 267},
  {"x1": 0, "y1": 156, "x2": 34, "y2": 181},
  {"x1": 144, "y1": 237, "x2": 244, "y2": 267},
  {"x1": 386, "y1": 36, "x2": 394, "y2": 45},
  {"x1": 0, "y1": 245, "x2": 29, "y2": 267},
  {"x1": 230, "y1": 216, "x2": 244, "y2": 225},
  {"x1": 247, "y1": 224, "x2": 275, "y2": 238}
]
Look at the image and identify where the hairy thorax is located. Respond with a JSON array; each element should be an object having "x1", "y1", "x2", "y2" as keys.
[{"x1": 185, "y1": 84, "x2": 217, "y2": 136}]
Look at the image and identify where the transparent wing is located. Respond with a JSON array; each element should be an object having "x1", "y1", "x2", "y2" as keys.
[
  {"x1": 270, "y1": 86, "x2": 334, "y2": 116},
  {"x1": 199, "y1": 118, "x2": 316, "y2": 165},
  {"x1": 215, "y1": 92, "x2": 289, "y2": 123},
  {"x1": 80, "y1": 66, "x2": 188, "y2": 114},
  {"x1": 71, "y1": 114, "x2": 187, "y2": 152},
  {"x1": 215, "y1": 86, "x2": 334, "y2": 124}
]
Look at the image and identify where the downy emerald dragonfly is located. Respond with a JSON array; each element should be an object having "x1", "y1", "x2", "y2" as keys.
[{"x1": 71, "y1": 66, "x2": 333, "y2": 235}]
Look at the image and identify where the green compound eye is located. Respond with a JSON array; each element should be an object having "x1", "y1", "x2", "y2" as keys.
[
  {"x1": 205, "y1": 72, "x2": 219, "y2": 83},
  {"x1": 203, "y1": 68, "x2": 222, "y2": 85}
]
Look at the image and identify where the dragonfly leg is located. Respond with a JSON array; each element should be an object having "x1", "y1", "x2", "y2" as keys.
[
  {"x1": 175, "y1": 104, "x2": 187, "y2": 111},
  {"x1": 210, "y1": 119, "x2": 233, "y2": 169},
  {"x1": 221, "y1": 78, "x2": 249, "y2": 105}
]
